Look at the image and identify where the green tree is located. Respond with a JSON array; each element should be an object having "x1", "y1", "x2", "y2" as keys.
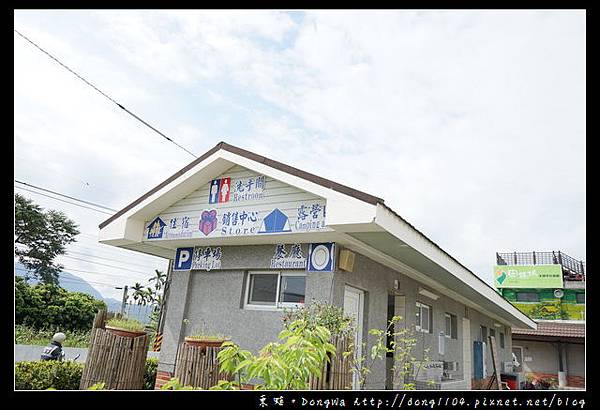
[
  {"x1": 15, "y1": 194, "x2": 79, "y2": 285},
  {"x1": 212, "y1": 318, "x2": 336, "y2": 390},
  {"x1": 15, "y1": 276, "x2": 105, "y2": 332}
]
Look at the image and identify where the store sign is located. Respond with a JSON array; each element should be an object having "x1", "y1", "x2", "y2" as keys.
[
  {"x1": 494, "y1": 264, "x2": 564, "y2": 289},
  {"x1": 145, "y1": 200, "x2": 327, "y2": 241},
  {"x1": 173, "y1": 246, "x2": 222, "y2": 271},
  {"x1": 270, "y1": 244, "x2": 307, "y2": 269}
]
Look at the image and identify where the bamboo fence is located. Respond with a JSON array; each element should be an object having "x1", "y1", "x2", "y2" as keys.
[
  {"x1": 173, "y1": 343, "x2": 231, "y2": 389},
  {"x1": 79, "y1": 310, "x2": 150, "y2": 390},
  {"x1": 309, "y1": 335, "x2": 353, "y2": 390}
]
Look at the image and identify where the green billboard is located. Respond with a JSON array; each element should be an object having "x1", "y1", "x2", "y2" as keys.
[{"x1": 494, "y1": 264, "x2": 564, "y2": 289}]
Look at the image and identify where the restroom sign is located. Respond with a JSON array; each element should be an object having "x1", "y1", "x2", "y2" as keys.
[{"x1": 208, "y1": 177, "x2": 231, "y2": 204}]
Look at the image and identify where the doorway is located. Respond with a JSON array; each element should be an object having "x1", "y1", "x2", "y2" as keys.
[
  {"x1": 344, "y1": 285, "x2": 365, "y2": 390},
  {"x1": 512, "y1": 346, "x2": 523, "y2": 373}
]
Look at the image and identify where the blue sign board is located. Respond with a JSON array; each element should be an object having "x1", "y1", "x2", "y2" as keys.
[
  {"x1": 174, "y1": 247, "x2": 194, "y2": 271},
  {"x1": 208, "y1": 179, "x2": 221, "y2": 204},
  {"x1": 307, "y1": 242, "x2": 335, "y2": 272},
  {"x1": 147, "y1": 217, "x2": 167, "y2": 239},
  {"x1": 258, "y1": 208, "x2": 291, "y2": 234}
]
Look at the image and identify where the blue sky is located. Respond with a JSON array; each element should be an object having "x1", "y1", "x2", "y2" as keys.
[{"x1": 14, "y1": 10, "x2": 586, "y2": 299}]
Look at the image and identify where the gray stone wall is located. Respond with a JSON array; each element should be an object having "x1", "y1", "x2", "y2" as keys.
[{"x1": 157, "y1": 244, "x2": 518, "y2": 390}]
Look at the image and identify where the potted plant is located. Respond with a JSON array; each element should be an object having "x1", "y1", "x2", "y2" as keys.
[
  {"x1": 182, "y1": 319, "x2": 230, "y2": 350},
  {"x1": 105, "y1": 317, "x2": 147, "y2": 338},
  {"x1": 184, "y1": 334, "x2": 230, "y2": 349}
]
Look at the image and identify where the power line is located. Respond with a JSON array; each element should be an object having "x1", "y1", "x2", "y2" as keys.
[
  {"x1": 66, "y1": 250, "x2": 162, "y2": 270},
  {"x1": 67, "y1": 242, "x2": 168, "y2": 265},
  {"x1": 59, "y1": 254, "x2": 154, "y2": 275},
  {"x1": 15, "y1": 180, "x2": 117, "y2": 211},
  {"x1": 15, "y1": 185, "x2": 113, "y2": 215},
  {"x1": 16, "y1": 263, "x2": 145, "y2": 283},
  {"x1": 15, "y1": 267, "x2": 118, "y2": 287},
  {"x1": 14, "y1": 29, "x2": 197, "y2": 159}
]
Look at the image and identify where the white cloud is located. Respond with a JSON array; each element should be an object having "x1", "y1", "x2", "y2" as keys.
[{"x1": 14, "y1": 10, "x2": 585, "y2": 296}]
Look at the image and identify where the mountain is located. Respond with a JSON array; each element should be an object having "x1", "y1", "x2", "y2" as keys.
[{"x1": 15, "y1": 265, "x2": 152, "y2": 323}]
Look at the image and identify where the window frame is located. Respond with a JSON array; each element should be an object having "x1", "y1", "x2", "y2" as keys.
[
  {"x1": 444, "y1": 312, "x2": 457, "y2": 339},
  {"x1": 244, "y1": 270, "x2": 306, "y2": 311},
  {"x1": 416, "y1": 301, "x2": 432, "y2": 333}
]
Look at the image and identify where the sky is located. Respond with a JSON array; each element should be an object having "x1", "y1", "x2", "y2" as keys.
[{"x1": 14, "y1": 10, "x2": 586, "y2": 300}]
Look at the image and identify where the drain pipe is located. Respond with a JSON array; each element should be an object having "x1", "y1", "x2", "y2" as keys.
[{"x1": 557, "y1": 342, "x2": 567, "y2": 388}]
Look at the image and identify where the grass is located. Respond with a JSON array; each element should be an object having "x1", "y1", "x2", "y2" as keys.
[
  {"x1": 106, "y1": 317, "x2": 146, "y2": 332},
  {"x1": 15, "y1": 325, "x2": 90, "y2": 348},
  {"x1": 186, "y1": 334, "x2": 229, "y2": 341}
]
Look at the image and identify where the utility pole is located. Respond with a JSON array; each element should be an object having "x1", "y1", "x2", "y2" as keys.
[{"x1": 115, "y1": 285, "x2": 128, "y2": 317}]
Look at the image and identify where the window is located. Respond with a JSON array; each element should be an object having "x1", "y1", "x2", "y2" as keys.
[
  {"x1": 416, "y1": 302, "x2": 432, "y2": 333},
  {"x1": 480, "y1": 325, "x2": 487, "y2": 342},
  {"x1": 576, "y1": 293, "x2": 585, "y2": 304},
  {"x1": 516, "y1": 292, "x2": 539, "y2": 302},
  {"x1": 444, "y1": 313, "x2": 457, "y2": 339},
  {"x1": 246, "y1": 271, "x2": 306, "y2": 309},
  {"x1": 500, "y1": 332, "x2": 505, "y2": 348},
  {"x1": 490, "y1": 328, "x2": 496, "y2": 339}
]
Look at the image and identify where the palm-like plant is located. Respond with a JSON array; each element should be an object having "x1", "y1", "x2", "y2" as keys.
[
  {"x1": 131, "y1": 282, "x2": 145, "y2": 305},
  {"x1": 148, "y1": 270, "x2": 166, "y2": 291}
]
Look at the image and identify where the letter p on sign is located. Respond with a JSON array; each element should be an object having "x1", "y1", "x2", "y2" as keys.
[{"x1": 174, "y1": 247, "x2": 194, "y2": 271}]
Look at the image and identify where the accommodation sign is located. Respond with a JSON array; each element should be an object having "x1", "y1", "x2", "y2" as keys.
[{"x1": 494, "y1": 264, "x2": 564, "y2": 289}]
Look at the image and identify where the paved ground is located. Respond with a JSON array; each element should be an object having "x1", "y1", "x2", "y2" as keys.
[{"x1": 14, "y1": 344, "x2": 160, "y2": 363}]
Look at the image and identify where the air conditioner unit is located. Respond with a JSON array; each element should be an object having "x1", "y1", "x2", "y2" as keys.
[
  {"x1": 443, "y1": 361, "x2": 459, "y2": 372},
  {"x1": 503, "y1": 362, "x2": 513, "y2": 373}
]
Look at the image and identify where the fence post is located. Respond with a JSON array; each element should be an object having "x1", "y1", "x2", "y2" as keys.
[
  {"x1": 558, "y1": 251, "x2": 563, "y2": 266},
  {"x1": 80, "y1": 309, "x2": 150, "y2": 390}
]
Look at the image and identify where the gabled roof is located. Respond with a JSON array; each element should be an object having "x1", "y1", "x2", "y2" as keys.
[
  {"x1": 98, "y1": 141, "x2": 537, "y2": 329},
  {"x1": 513, "y1": 321, "x2": 585, "y2": 339},
  {"x1": 99, "y1": 142, "x2": 382, "y2": 229}
]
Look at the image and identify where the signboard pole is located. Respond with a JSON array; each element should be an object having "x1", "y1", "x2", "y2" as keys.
[{"x1": 486, "y1": 335, "x2": 503, "y2": 390}]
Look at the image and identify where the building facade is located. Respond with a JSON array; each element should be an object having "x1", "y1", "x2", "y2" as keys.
[
  {"x1": 494, "y1": 251, "x2": 585, "y2": 388},
  {"x1": 495, "y1": 251, "x2": 585, "y2": 321},
  {"x1": 99, "y1": 142, "x2": 535, "y2": 390}
]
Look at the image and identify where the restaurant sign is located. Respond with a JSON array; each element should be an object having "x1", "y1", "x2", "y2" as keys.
[{"x1": 270, "y1": 244, "x2": 307, "y2": 269}]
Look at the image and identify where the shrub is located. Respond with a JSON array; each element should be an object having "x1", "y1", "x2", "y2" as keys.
[
  {"x1": 15, "y1": 358, "x2": 159, "y2": 390},
  {"x1": 144, "y1": 357, "x2": 158, "y2": 390},
  {"x1": 282, "y1": 300, "x2": 354, "y2": 337},
  {"x1": 213, "y1": 318, "x2": 335, "y2": 390},
  {"x1": 15, "y1": 277, "x2": 105, "y2": 332},
  {"x1": 15, "y1": 360, "x2": 83, "y2": 390}
]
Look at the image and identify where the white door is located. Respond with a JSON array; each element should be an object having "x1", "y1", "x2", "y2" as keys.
[{"x1": 344, "y1": 285, "x2": 364, "y2": 390}]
